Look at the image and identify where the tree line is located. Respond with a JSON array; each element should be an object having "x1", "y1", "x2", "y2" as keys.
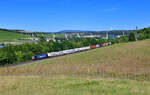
[
  {"x1": 119, "y1": 27, "x2": 150, "y2": 42},
  {"x1": 0, "y1": 38, "x2": 116, "y2": 65}
]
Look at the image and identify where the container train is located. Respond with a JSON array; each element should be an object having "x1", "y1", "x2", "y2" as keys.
[{"x1": 32, "y1": 42, "x2": 112, "y2": 60}]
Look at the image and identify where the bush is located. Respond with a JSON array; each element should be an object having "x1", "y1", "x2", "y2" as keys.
[
  {"x1": 129, "y1": 32, "x2": 136, "y2": 41},
  {"x1": 138, "y1": 33, "x2": 145, "y2": 40},
  {"x1": 119, "y1": 36, "x2": 129, "y2": 43}
]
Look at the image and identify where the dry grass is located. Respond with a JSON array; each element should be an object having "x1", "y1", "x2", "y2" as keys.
[
  {"x1": 0, "y1": 40, "x2": 150, "y2": 80},
  {"x1": 0, "y1": 40, "x2": 150, "y2": 95},
  {"x1": 0, "y1": 76, "x2": 150, "y2": 95}
]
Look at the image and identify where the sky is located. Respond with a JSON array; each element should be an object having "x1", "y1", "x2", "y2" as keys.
[{"x1": 0, "y1": 0, "x2": 150, "y2": 32}]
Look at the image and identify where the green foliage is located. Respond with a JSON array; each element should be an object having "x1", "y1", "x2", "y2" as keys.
[
  {"x1": 129, "y1": 32, "x2": 136, "y2": 41},
  {"x1": 138, "y1": 33, "x2": 145, "y2": 40},
  {"x1": 0, "y1": 51, "x2": 9, "y2": 65},
  {"x1": 119, "y1": 27, "x2": 150, "y2": 42},
  {"x1": 107, "y1": 39, "x2": 116, "y2": 44},
  {"x1": 39, "y1": 36, "x2": 47, "y2": 42},
  {"x1": 137, "y1": 27, "x2": 150, "y2": 40},
  {"x1": 0, "y1": 30, "x2": 28, "y2": 42},
  {"x1": 0, "y1": 46, "x2": 17, "y2": 65},
  {"x1": 15, "y1": 51, "x2": 25, "y2": 62},
  {"x1": 0, "y1": 38, "x2": 114, "y2": 65},
  {"x1": 119, "y1": 36, "x2": 129, "y2": 43}
]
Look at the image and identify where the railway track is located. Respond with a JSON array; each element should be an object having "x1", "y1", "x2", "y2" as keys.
[{"x1": 0, "y1": 49, "x2": 91, "y2": 68}]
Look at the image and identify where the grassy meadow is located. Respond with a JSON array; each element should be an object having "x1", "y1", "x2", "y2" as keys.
[
  {"x1": 0, "y1": 40, "x2": 150, "y2": 95},
  {"x1": 1, "y1": 76, "x2": 150, "y2": 95},
  {"x1": 0, "y1": 30, "x2": 28, "y2": 42}
]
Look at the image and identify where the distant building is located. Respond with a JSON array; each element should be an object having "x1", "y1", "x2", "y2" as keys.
[
  {"x1": 117, "y1": 35, "x2": 122, "y2": 38},
  {"x1": 46, "y1": 38, "x2": 56, "y2": 42}
]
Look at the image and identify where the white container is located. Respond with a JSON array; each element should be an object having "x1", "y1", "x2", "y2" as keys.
[
  {"x1": 47, "y1": 52, "x2": 57, "y2": 57},
  {"x1": 96, "y1": 44, "x2": 100, "y2": 48}
]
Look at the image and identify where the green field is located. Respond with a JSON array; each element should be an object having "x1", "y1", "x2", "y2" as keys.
[
  {"x1": 0, "y1": 29, "x2": 65, "y2": 42},
  {"x1": 0, "y1": 30, "x2": 28, "y2": 42},
  {"x1": 0, "y1": 40, "x2": 150, "y2": 95},
  {"x1": 36, "y1": 34, "x2": 65, "y2": 39}
]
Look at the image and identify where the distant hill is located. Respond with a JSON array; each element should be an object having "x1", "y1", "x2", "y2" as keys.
[{"x1": 0, "y1": 28, "x2": 24, "y2": 33}]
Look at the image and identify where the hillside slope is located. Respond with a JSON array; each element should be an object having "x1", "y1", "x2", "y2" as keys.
[
  {"x1": 0, "y1": 29, "x2": 28, "y2": 42},
  {"x1": 0, "y1": 40, "x2": 150, "y2": 95},
  {"x1": 1, "y1": 40, "x2": 150, "y2": 79}
]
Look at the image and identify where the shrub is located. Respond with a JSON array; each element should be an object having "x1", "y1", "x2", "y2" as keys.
[{"x1": 129, "y1": 32, "x2": 136, "y2": 41}]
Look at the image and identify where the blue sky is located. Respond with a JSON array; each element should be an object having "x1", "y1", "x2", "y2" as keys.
[{"x1": 0, "y1": 0, "x2": 150, "y2": 32}]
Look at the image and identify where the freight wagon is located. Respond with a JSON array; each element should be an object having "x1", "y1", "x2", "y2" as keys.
[
  {"x1": 104, "y1": 43, "x2": 109, "y2": 46},
  {"x1": 90, "y1": 45, "x2": 97, "y2": 49},
  {"x1": 100, "y1": 44, "x2": 105, "y2": 47},
  {"x1": 108, "y1": 42, "x2": 112, "y2": 45},
  {"x1": 96, "y1": 44, "x2": 100, "y2": 48}
]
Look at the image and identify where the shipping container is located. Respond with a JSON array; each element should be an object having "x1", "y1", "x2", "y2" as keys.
[
  {"x1": 48, "y1": 52, "x2": 58, "y2": 56},
  {"x1": 85, "y1": 46, "x2": 91, "y2": 50},
  {"x1": 100, "y1": 44, "x2": 105, "y2": 47},
  {"x1": 90, "y1": 45, "x2": 97, "y2": 49},
  {"x1": 70, "y1": 49, "x2": 76, "y2": 53},
  {"x1": 105, "y1": 43, "x2": 109, "y2": 46},
  {"x1": 74, "y1": 48, "x2": 80, "y2": 52},
  {"x1": 79, "y1": 46, "x2": 90, "y2": 51},
  {"x1": 32, "y1": 56, "x2": 35, "y2": 60},
  {"x1": 108, "y1": 42, "x2": 112, "y2": 45},
  {"x1": 63, "y1": 50, "x2": 72, "y2": 54},
  {"x1": 96, "y1": 44, "x2": 100, "y2": 48},
  {"x1": 58, "y1": 51, "x2": 64, "y2": 55}
]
